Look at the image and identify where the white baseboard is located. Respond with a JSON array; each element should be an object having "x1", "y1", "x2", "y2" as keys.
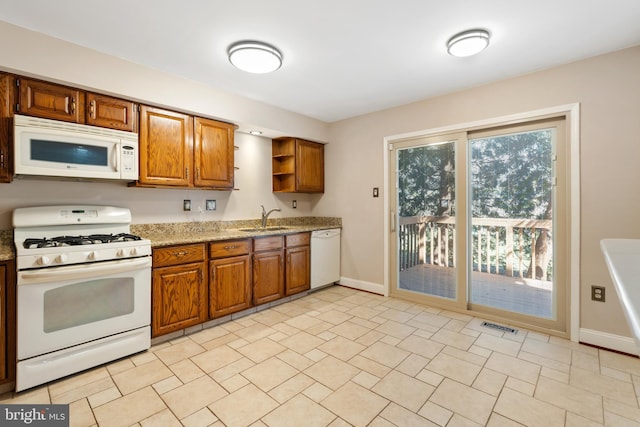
[
  {"x1": 579, "y1": 328, "x2": 638, "y2": 355},
  {"x1": 339, "y1": 276, "x2": 386, "y2": 296}
]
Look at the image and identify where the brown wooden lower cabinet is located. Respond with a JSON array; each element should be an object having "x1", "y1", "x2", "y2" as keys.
[
  {"x1": 151, "y1": 244, "x2": 207, "y2": 337},
  {"x1": 151, "y1": 234, "x2": 313, "y2": 337},
  {"x1": 285, "y1": 233, "x2": 311, "y2": 296},
  {"x1": 0, "y1": 260, "x2": 16, "y2": 384},
  {"x1": 253, "y1": 236, "x2": 285, "y2": 306},
  {"x1": 209, "y1": 239, "x2": 252, "y2": 318}
]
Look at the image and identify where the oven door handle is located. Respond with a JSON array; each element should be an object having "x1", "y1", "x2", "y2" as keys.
[{"x1": 19, "y1": 257, "x2": 152, "y2": 284}]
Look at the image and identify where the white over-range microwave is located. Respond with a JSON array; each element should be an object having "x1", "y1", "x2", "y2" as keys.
[{"x1": 13, "y1": 114, "x2": 139, "y2": 181}]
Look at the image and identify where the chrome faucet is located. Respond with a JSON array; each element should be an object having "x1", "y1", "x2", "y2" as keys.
[{"x1": 261, "y1": 205, "x2": 281, "y2": 228}]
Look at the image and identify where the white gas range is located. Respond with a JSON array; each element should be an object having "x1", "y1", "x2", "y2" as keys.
[{"x1": 13, "y1": 205, "x2": 152, "y2": 392}]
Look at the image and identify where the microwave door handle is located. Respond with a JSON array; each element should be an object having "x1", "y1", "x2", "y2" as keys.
[{"x1": 113, "y1": 143, "x2": 120, "y2": 172}]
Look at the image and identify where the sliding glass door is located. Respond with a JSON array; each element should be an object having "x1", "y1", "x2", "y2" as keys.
[
  {"x1": 390, "y1": 133, "x2": 467, "y2": 309},
  {"x1": 390, "y1": 118, "x2": 568, "y2": 333}
]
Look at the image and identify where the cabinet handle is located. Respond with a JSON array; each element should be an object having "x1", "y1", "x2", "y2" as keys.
[
  {"x1": 89, "y1": 100, "x2": 96, "y2": 119},
  {"x1": 186, "y1": 167, "x2": 189, "y2": 180},
  {"x1": 223, "y1": 245, "x2": 237, "y2": 250},
  {"x1": 0, "y1": 151, "x2": 4, "y2": 167},
  {"x1": 172, "y1": 251, "x2": 189, "y2": 257},
  {"x1": 70, "y1": 97, "x2": 76, "y2": 115}
]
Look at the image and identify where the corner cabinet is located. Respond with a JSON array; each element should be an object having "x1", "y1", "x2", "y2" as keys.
[
  {"x1": 0, "y1": 260, "x2": 15, "y2": 385},
  {"x1": 0, "y1": 74, "x2": 14, "y2": 183},
  {"x1": 136, "y1": 105, "x2": 234, "y2": 190},
  {"x1": 272, "y1": 137, "x2": 324, "y2": 193},
  {"x1": 152, "y1": 244, "x2": 207, "y2": 337}
]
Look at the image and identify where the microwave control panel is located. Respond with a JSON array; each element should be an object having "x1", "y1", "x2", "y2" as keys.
[{"x1": 121, "y1": 144, "x2": 137, "y2": 179}]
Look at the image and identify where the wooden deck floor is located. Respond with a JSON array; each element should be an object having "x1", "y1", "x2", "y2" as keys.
[{"x1": 399, "y1": 263, "x2": 553, "y2": 318}]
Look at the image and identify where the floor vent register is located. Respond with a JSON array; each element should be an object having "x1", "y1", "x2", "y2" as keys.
[{"x1": 480, "y1": 321, "x2": 518, "y2": 335}]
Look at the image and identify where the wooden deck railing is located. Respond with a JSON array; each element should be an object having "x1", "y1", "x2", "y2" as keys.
[{"x1": 398, "y1": 215, "x2": 552, "y2": 280}]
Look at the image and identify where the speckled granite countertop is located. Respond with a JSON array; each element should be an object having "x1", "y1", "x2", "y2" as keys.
[
  {"x1": 132, "y1": 217, "x2": 341, "y2": 248},
  {"x1": 0, "y1": 217, "x2": 341, "y2": 261}
]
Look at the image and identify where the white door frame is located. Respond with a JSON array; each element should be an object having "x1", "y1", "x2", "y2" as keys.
[{"x1": 383, "y1": 103, "x2": 580, "y2": 341}]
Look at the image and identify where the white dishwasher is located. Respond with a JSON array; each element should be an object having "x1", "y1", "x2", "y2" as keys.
[{"x1": 311, "y1": 228, "x2": 341, "y2": 289}]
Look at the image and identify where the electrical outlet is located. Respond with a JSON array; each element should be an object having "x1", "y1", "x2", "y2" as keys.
[
  {"x1": 206, "y1": 200, "x2": 216, "y2": 211},
  {"x1": 183, "y1": 200, "x2": 191, "y2": 211},
  {"x1": 591, "y1": 285, "x2": 605, "y2": 302}
]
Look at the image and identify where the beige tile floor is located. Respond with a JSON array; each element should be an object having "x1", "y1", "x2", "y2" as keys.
[{"x1": 3, "y1": 285, "x2": 640, "y2": 426}]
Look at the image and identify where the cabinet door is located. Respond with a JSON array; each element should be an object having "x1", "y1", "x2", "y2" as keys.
[
  {"x1": 152, "y1": 262, "x2": 207, "y2": 337},
  {"x1": 194, "y1": 117, "x2": 234, "y2": 189},
  {"x1": 139, "y1": 106, "x2": 193, "y2": 186},
  {"x1": 86, "y1": 93, "x2": 137, "y2": 132},
  {"x1": 296, "y1": 140, "x2": 324, "y2": 193},
  {"x1": 286, "y1": 245, "x2": 310, "y2": 296},
  {"x1": 253, "y1": 250, "x2": 284, "y2": 306},
  {"x1": 0, "y1": 74, "x2": 13, "y2": 183},
  {"x1": 17, "y1": 78, "x2": 85, "y2": 123},
  {"x1": 0, "y1": 263, "x2": 6, "y2": 380},
  {"x1": 210, "y1": 255, "x2": 251, "y2": 318},
  {"x1": 0, "y1": 260, "x2": 15, "y2": 384}
]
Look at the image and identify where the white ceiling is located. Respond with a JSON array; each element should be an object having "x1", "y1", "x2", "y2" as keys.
[{"x1": 1, "y1": 0, "x2": 640, "y2": 123}]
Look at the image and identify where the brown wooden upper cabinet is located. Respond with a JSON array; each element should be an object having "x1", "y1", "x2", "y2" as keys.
[
  {"x1": 136, "y1": 105, "x2": 234, "y2": 190},
  {"x1": 0, "y1": 74, "x2": 14, "y2": 183},
  {"x1": 16, "y1": 78, "x2": 137, "y2": 132},
  {"x1": 194, "y1": 117, "x2": 234, "y2": 189},
  {"x1": 272, "y1": 137, "x2": 324, "y2": 193},
  {"x1": 85, "y1": 93, "x2": 137, "y2": 132}
]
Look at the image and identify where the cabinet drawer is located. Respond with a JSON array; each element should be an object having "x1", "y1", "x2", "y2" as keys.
[
  {"x1": 286, "y1": 232, "x2": 310, "y2": 247},
  {"x1": 153, "y1": 244, "x2": 205, "y2": 268},
  {"x1": 209, "y1": 239, "x2": 251, "y2": 259},
  {"x1": 253, "y1": 235, "x2": 284, "y2": 252}
]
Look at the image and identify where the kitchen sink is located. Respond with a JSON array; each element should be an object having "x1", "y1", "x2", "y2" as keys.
[{"x1": 238, "y1": 227, "x2": 289, "y2": 232}]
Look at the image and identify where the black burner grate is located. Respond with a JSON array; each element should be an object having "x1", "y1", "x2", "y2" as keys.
[{"x1": 23, "y1": 233, "x2": 142, "y2": 249}]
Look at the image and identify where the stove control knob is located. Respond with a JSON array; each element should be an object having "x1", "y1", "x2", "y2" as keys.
[
  {"x1": 130, "y1": 247, "x2": 139, "y2": 256},
  {"x1": 88, "y1": 251, "x2": 98, "y2": 261},
  {"x1": 116, "y1": 249, "x2": 125, "y2": 257},
  {"x1": 55, "y1": 254, "x2": 68, "y2": 264},
  {"x1": 37, "y1": 256, "x2": 51, "y2": 266}
]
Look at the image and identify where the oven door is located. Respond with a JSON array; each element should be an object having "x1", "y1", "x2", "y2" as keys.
[{"x1": 17, "y1": 257, "x2": 151, "y2": 361}]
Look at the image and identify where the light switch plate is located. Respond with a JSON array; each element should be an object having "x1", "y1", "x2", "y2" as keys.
[
  {"x1": 373, "y1": 187, "x2": 379, "y2": 197},
  {"x1": 206, "y1": 200, "x2": 216, "y2": 211},
  {"x1": 183, "y1": 200, "x2": 191, "y2": 211}
]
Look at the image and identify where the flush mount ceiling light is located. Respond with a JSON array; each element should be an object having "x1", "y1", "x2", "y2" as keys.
[
  {"x1": 446, "y1": 29, "x2": 490, "y2": 57},
  {"x1": 228, "y1": 41, "x2": 282, "y2": 74},
  {"x1": 249, "y1": 130, "x2": 263, "y2": 135}
]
